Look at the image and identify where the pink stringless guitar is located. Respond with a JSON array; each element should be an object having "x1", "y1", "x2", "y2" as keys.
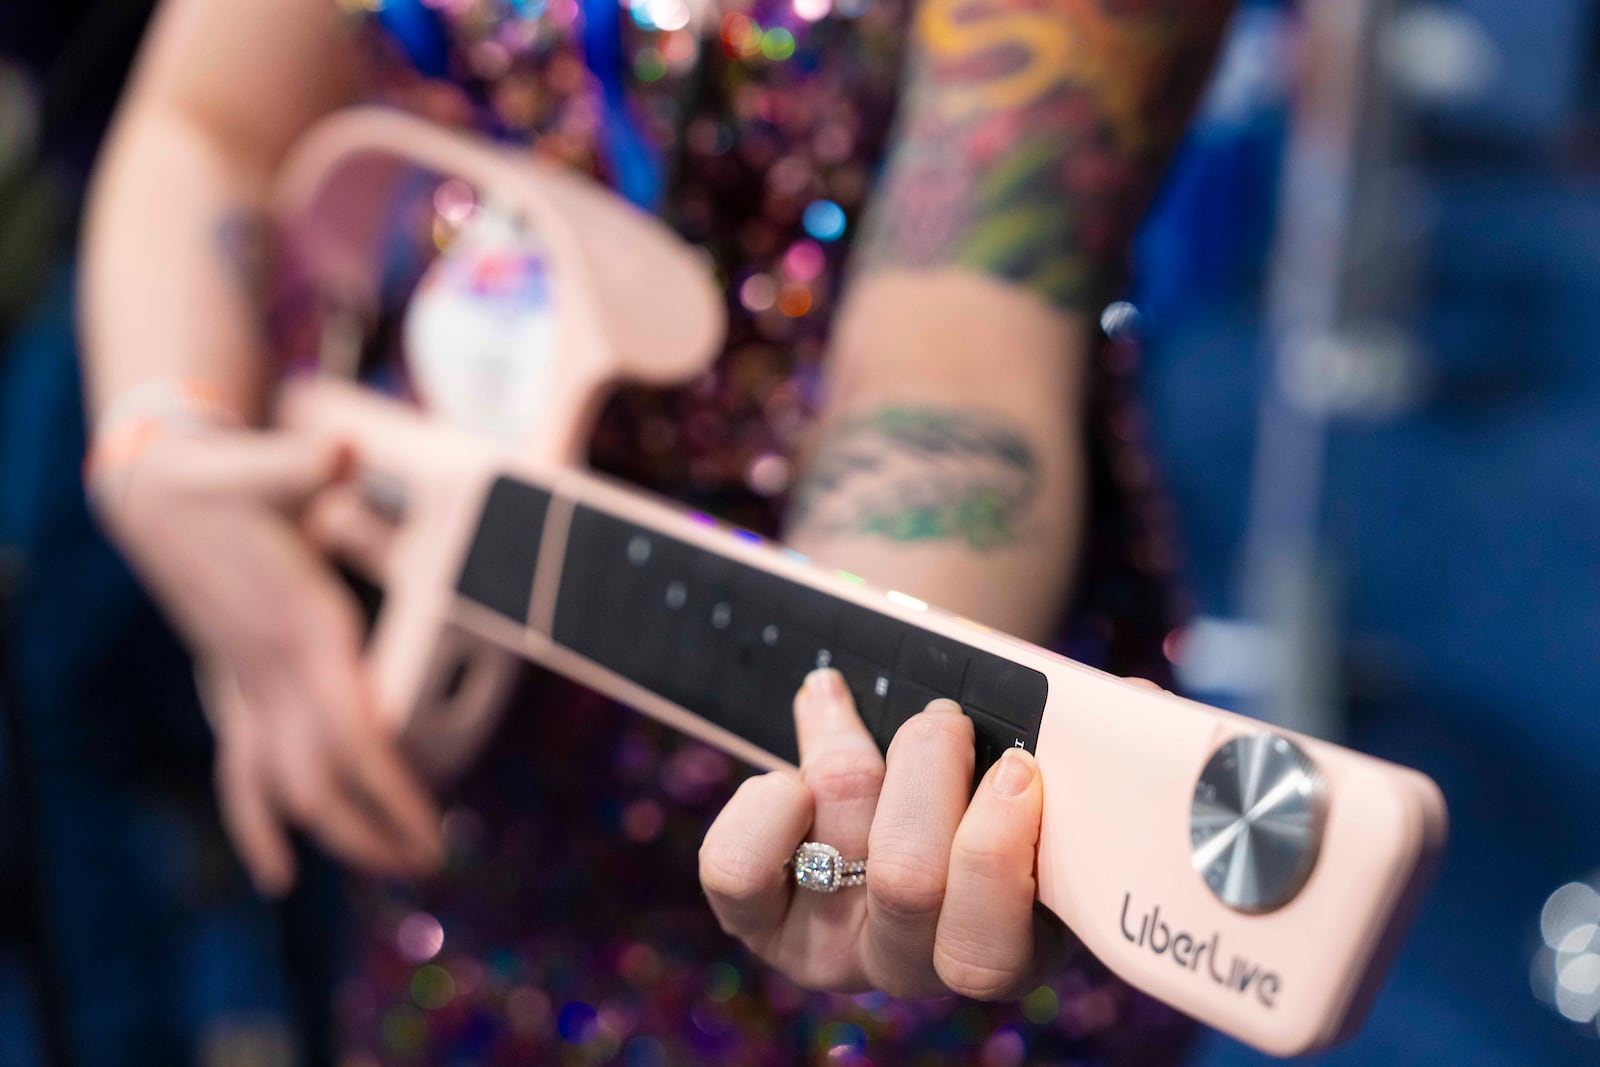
[{"x1": 273, "y1": 110, "x2": 1446, "y2": 1058}]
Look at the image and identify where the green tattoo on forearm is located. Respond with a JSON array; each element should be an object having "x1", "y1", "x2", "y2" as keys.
[
  {"x1": 858, "y1": 0, "x2": 1235, "y2": 309},
  {"x1": 787, "y1": 408, "x2": 1040, "y2": 550}
]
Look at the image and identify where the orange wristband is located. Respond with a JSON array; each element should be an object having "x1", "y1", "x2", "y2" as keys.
[{"x1": 84, "y1": 378, "x2": 243, "y2": 513}]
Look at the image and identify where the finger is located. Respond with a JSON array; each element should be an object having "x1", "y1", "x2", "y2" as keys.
[
  {"x1": 700, "y1": 772, "x2": 814, "y2": 945},
  {"x1": 302, "y1": 481, "x2": 398, "y2": 582},
  {"x1": 216, "y1": 743, "x2": 297, "y2": 897},
  {"x1": 795, "y1": 668, "x2": 883, "y2": 860},
  {"x1": 206, "y1": 679, "x2": 296, "y2": 896},
  {"x1": 778, "y1": 669, "x2": 883, "y2": 986},
  {"x1": 264, "y1": 683, "x2": 417, "y2": 877},
  {"x1": 290, "y1": 612, "x2": 444, "y2": 871},
  {"x1": 332, "y1": 720, "x2": 444, "y2": 873},
  {"x1": 277, "y1": 624, "x2": 443, "y2": 873},
  {"x1": 861, "y1": 699, "x2": 973, "y2": 997},
  {"x1": 933, "y1": 747, "x2": 1046, "y2": 1000},
  {"x1": 223, "y1": 435, "x2": 354, "y2": 510},
  {"x1": 193, "y1": 659, "x2": 244, "y2": 738},
  {"x1": 279, "y1": 770, "x2": 415, "y2": 877}
]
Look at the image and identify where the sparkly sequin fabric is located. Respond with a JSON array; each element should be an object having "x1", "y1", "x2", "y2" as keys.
[{"x1": 331, "y1": 1, "x2": 1192, "y2": 1063}]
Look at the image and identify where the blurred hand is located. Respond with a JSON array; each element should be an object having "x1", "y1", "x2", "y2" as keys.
[
  {"x1": 699, "y1": 668, "x2": 1072, "y2": 998},
  {"x1": 96, "y1": 428, "x2": 442, "y2": 895}
]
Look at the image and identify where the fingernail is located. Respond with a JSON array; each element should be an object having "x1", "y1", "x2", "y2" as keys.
[
  {"x1": 923, "y1": 698, "x2": 963, "y2": 717},
  {"x1": 804, "y1": 668, "x2": 848, "y2": 708},
  {"x1": 990, "y1": 748, "x2": 1036, "y2": 798}
]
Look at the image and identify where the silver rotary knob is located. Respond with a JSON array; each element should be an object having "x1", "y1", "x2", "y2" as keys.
[{"x1": 1190, "y1": 733, "x2": 1327, "y2": 913}]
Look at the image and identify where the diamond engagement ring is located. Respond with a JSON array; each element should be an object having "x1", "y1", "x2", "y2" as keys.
[{"x1": 790, "y1": 842, "x2": 867, "y2": 893}]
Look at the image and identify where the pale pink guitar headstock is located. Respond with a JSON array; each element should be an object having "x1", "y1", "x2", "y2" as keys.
[
  {"x1": 273, "y1": 107, "x2": 723, "y2": 464},
  {"x1": 272, "y1": 109, "x2": 724, "y2": 778}
]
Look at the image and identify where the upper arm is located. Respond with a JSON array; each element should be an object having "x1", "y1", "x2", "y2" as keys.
[{"x1": 117, "y1": 0, "x2": 359, "y2": 170}]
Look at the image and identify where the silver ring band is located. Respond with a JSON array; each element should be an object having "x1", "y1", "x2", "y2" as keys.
[{"x1": 791, "y1": 841, "x2": 867, "y2": 893}]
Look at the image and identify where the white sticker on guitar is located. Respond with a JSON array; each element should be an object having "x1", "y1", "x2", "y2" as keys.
[{"x1": 404, "y1": 203, "x2": 559, "y2": 440}]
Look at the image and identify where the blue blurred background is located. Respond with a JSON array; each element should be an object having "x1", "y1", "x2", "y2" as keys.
[
  {"x1": 2, "y1": 1, "x2": 1598, "y2": 1064},
  {"x1": 1136, "y1": 2, "x2": 1600, "y2": 1063}
]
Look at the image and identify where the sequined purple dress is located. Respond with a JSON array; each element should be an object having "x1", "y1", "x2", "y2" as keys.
[{"x1": 332, "y1": 2, "x2": 1191, "y2": 1063}]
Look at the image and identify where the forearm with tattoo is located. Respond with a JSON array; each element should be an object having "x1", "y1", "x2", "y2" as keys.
[
  {"x1": 791, "y1": 2, "x2": 1232, "y2": 563},
  {"x1": 857, "y1": 0, "x2": 1236, "y2": 310},
  {"x1": 788, "y1": 408, "x2": 1042, "y2": 550}
]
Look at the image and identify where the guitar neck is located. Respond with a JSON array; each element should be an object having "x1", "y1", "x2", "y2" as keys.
[{"x1": 451, "y1": 471, "x2": 1055, "y2": 780}]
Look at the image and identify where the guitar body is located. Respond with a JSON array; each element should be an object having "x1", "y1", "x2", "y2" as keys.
[{"x1": 271, "y1": 109, "x2": 1446, "y2": 1057}]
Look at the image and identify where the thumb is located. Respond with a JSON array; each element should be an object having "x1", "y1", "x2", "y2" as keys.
[
  {"x1": 934, "y1": 748, "x2": 1048, "y2": 999},
  {"x1": 226, "y1": 434, "x2": 356, "y2": 510}
]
